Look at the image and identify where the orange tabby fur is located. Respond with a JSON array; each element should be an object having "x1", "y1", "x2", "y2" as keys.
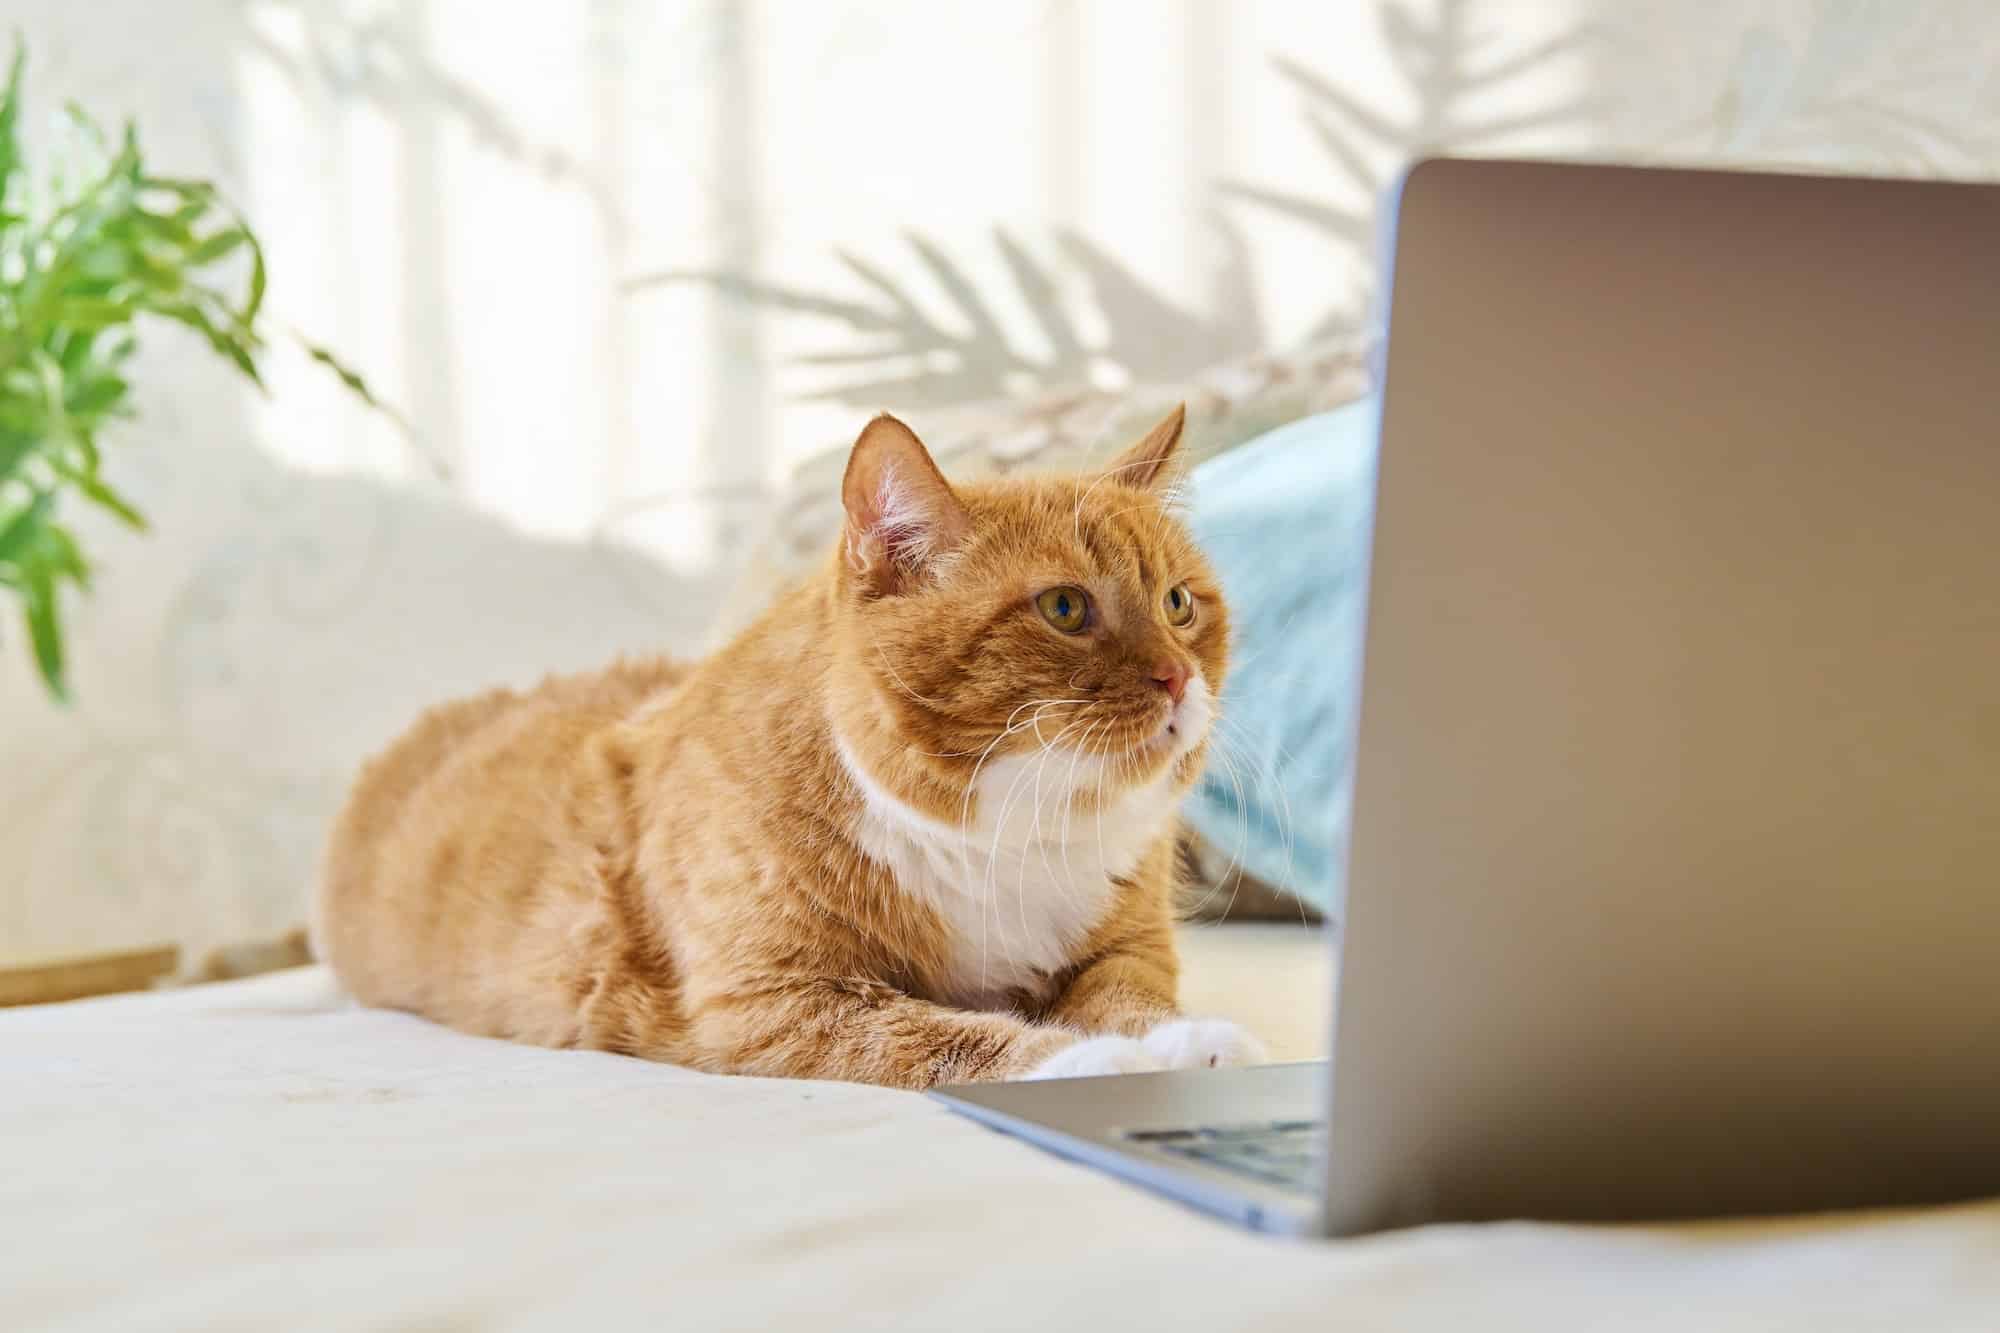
[{"x1": 314, "y1": 407, "x2": 1264, "y2": 1087}]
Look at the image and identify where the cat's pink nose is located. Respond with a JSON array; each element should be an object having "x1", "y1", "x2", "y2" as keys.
[{"x1": 1150, "y1": 660, "x2": 1189, "y2": 705}]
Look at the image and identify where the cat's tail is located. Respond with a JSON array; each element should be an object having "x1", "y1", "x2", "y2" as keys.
[{"x1": 195, "y1": 926, "x2": 315, "y2": 982}]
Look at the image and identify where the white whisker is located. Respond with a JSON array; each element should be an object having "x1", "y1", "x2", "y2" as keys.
[
  {"x1": 1019, "y1": 718, "x2": 1087, "y2": 950},
  {"x1": 1213, "y1": 715, "x2": 1303, "y2": 923},
  {"x1": 983, "y1": 724, "x2": 1062, "y2": 954}
]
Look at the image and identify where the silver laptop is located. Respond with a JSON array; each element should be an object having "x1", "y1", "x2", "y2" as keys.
[{"x1": 932, "y1": 159, "x2": 2000, "y2": 1237}]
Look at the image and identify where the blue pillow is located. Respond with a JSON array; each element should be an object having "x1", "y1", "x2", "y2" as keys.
[{"x1": 1181, "y1": 397, "x2": 1378, "y2": 918}]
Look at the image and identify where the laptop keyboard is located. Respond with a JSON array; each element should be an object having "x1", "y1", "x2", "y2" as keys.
[{"x1": 1123, "y1": 1119, "x2": 1326, "y2": 1193}]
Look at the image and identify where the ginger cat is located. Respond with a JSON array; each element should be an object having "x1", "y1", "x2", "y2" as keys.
[{"x1": 314, "y1": 406, "x2": 1266, "y2": 1087}]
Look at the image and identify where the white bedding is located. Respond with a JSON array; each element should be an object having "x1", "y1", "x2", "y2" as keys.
[{"x1": 5, "y1": 929, "x2": 1997, "y2": 1332}]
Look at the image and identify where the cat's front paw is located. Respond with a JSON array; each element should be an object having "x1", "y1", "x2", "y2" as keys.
[
  {"x1": 1141, "y1": 1017, "x2": 1268, "y2": 1071},
  {"x1": 1022, "y1": 1035, "x2": 1168, "y2": 1081}
]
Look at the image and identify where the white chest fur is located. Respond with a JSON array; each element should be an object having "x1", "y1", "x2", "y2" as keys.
[{"x1": 834, "y1": 733, "x2": 1179, "y2": 1010}]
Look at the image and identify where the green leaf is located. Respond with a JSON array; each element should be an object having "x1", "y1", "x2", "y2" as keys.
[
  {"x1": 0, "y1": 490, "x2": 53, "y2": 567},
  {"x1": 150, "y1": 299, "x2": 266, "y2": 388},
  {"x1": 242, "y1": 226, "x2": 267, "y2": 325},
  {"x1": 136, "y1": 174, "x2": 218, "y2": 201},
  {"x1": 294, "y1": 334, "x2": 441, "y2": 477},
  {"x1": 130, "y1": 207, "x2": 198, "y2": 247},
  {"x1": 58, "y1": 98, "x2": 109, "y2": 155},
  {"x1": 0, "y1": 430, "x2": 33, "y2": 481},
  {"x1": 56, "y1": 325, "x2": 101, "y2": 376},
  {"x1": 55, "y1": 459, "x2": 146, "y2": 530},
  {"x1": 64, "y1": 373, "x2": 130, "y2": 417},
  {"x1": 0, "y1": 36, "x2": 24, "y2": 207},
  {"x1": 30, "y1": 349, "x2": 73, "y2": 445},
  {"x1": 54, "y1": 296, "x2": 134, "y2": 331},
  {"x1": 186, "y1": 225, "x2": 248, "y2": 266},
  {"x1": 21, "y1": 564, "x2": 67, "y2": 700},
  {"x1": 302, "y1": 341, "x2": 380, "y2": 407},
  {"x1": 37, "y1": 520, "x2": 90, "y2": 583}
]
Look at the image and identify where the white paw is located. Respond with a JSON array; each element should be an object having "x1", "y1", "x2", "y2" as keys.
[
  {"x1": 1022, "y1": 1035, "x2": 1168, "y2": 1081},
  {"x1": 1141, "y1": 1017, "x2": 1268, "y2": 1071}
]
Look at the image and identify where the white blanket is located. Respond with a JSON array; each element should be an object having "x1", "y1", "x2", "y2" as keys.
[{"x1": 5, "y1": 935, "x2": 1997, "y2": 1332}]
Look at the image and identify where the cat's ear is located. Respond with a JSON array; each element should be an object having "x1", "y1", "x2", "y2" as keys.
[
  {"x1": 841, "y1": 413, "x2": 972, "y2": 594},
  {"x1": 1101, "y1": 403, "x2": 1186, "y2": 491}
]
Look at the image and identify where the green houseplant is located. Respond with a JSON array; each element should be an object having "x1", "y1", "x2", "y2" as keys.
[{"x1": 0, "y1": 39, "x2": 385, "y2": 700}]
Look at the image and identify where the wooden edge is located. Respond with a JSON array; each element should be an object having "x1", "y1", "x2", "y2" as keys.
[{"x1": 0, "y1": 944, "x2": 182, "y2": 1008}]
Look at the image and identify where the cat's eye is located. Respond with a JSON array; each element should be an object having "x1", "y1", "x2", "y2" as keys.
[
  {"x1": 1036, "y1": 586, "x2": 1090, "y2": 633},
  {"x1": 1163, "y1": 582, "x2": 1196, "y2": 626}
]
